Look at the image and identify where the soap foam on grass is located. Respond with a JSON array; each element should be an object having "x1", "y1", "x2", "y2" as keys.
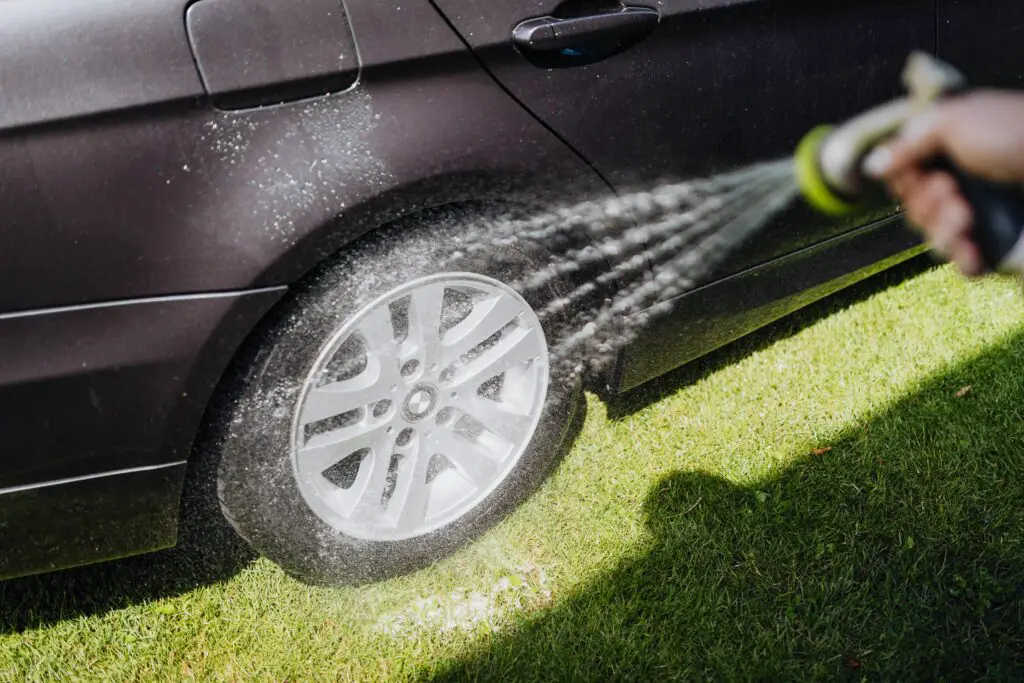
[{"x1": 375, "y1": 563, "x2": 552, "y2": 637}]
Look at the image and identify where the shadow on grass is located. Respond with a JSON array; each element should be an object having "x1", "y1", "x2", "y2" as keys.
[
  {"x1": 0, "y1": 440, "x2": 256, "y2": 634},
  {"x1": 434, "y1": 329, "x2": 1024, "y2": 680},
  {"x1": 608, "y1": 254, "x2": 936, "y2": 419}
]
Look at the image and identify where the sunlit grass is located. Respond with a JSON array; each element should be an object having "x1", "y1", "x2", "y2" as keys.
[{"x1": 4, "y1": 264, "x2": 1024, "y2": 680}]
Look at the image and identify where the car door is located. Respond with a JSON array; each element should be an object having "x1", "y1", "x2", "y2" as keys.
[
  {"x1": 937, "y1": 0, "x2": 1024, "y2": 88},
  {"x1": 431, "y1": 0, "x2": 935, "y2": 277}
]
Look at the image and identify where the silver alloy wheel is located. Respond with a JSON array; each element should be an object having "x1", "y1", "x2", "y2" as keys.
[{"x1": 291, "y1": 273, "x2": 550, "y2": 541}]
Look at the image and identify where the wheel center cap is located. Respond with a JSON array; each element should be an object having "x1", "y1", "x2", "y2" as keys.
[{"x1": 403, "y1": 384, "x2": 438, "y2": 422}]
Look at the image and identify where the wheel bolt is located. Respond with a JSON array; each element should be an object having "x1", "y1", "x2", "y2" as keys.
[{"x1": 373, "y1": 400, "x2": 392, "y2": 418}]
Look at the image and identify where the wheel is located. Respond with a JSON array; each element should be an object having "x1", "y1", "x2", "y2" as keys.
[{"x1": 216, "y1": 215, "x2": 584, "y2": 584}]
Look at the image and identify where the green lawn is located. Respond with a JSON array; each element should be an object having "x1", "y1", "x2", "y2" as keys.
[{"x1": 5, "y1": 263, "x2": 1024, "y2": 681}]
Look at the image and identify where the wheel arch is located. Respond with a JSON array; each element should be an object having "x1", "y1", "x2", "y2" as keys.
[{"x1": 173, "y1": 190, "x2": 558, "y2": 532}]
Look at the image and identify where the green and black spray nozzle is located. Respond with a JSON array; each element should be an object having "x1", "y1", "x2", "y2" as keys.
[{"x1": 796, "y1": 52, "x2": 1024, "y2": 273}]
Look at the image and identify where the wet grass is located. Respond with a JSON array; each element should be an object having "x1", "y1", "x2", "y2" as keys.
[{"x1": 4, "y1": 264, "x2": 1024, "y2": 680}]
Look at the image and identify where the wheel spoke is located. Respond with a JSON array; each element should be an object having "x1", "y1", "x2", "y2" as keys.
[
  {"x1": 301, "y1": 355, "x2": 394, "y2": 424},
  {"x1": 427, "y1": 428, "x2": 499, "y2": 487},
  {"x1": 449, "y1": 326, "x2": 537, "y2": 389},
  {"x1": 357, "y1": 304, "x2": 398, "y2": 354},
  {"x1": 390, "y1": 451, "x2": 433, "y2": 533},
  {"x1": 348, "y1": 447, "x2": 396, "y2": 517},
  {"x1": 440, "y1": 294, "x2": 524, "y2": 364},
  {"x1": 454, "y1": 394, "x2": 532, "y2": 440},
  {"x1": 403, "y1": 281, "x2": 446, "y2": 362},
  {"x1": 296, "y1": 419, "x2": 391, "y2": 477}
]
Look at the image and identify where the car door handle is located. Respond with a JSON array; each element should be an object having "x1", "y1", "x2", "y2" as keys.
[{"x1": 513, "y1": 6, "x2": 658, "y2": 63}]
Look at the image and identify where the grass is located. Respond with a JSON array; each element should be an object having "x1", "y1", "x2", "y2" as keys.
[{"x1": 5, "y1": 263, "x2": 1024, "y2": 680}]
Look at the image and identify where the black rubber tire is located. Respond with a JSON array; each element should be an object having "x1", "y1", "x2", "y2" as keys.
[{"x1": 215, "y1": 211, "x2": 584, "y2": 585}]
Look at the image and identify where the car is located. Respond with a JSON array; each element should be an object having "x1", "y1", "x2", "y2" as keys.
[{"x1": 1, "y1": 0, "x2": 1019, "y2": 585}]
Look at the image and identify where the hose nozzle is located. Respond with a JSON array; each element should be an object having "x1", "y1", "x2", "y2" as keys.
[{"x1": 795, "y1": 52, "x2": 965, "y2": 215}]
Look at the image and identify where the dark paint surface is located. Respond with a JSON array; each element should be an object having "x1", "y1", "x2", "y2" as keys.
[
  {"x1": 0, "y1": 0, "x2": 203, "y2": 131},
  {"x1": 937, "y1": 0, "x2": 1024, "y2": 88},
  {"x1": 0, "y1": 290, "x2": 283, "y2": 489}
]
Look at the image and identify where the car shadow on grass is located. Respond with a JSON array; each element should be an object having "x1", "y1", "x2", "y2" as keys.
[
  {"x1": 433, "y1": 329, "x2": 1024, "y2": 680},
  {"x1": 0, "y1": 439, "x2": 256, "y2": 635}
]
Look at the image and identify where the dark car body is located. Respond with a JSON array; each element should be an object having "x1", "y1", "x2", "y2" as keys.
[{"x1": 1, "y1": 0, "x2": 1020, "y2": 580}]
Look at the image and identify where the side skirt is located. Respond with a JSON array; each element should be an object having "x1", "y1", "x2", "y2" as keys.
[{"x1": 0, "y1": 462, "x2": 186, "y2": 581}]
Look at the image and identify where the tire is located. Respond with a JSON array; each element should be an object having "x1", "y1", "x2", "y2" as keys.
[{"x1": 216, "y1": 210, "x2": 584, "y2": 585}]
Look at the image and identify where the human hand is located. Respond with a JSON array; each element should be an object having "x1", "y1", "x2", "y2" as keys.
[{"x1": 864, "y1": 91, "x2": 1024, "y2": 276}]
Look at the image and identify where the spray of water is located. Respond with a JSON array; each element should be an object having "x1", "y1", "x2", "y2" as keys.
[{"x1": 452, "y1": 159, "x2": 799, "y2": 379}]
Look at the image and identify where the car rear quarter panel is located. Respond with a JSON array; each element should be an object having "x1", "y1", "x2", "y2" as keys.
[
  {"x1": 0, "y1": 0, "x2": 607, "y2": 315},
  {"x1": 0, "y1": 0, "x2": 608, "y2": 579}
]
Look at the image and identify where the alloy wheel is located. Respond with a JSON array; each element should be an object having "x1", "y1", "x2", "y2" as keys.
[{"x1": 291, "y1": 273, "x2": 550, "y2": 541}]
